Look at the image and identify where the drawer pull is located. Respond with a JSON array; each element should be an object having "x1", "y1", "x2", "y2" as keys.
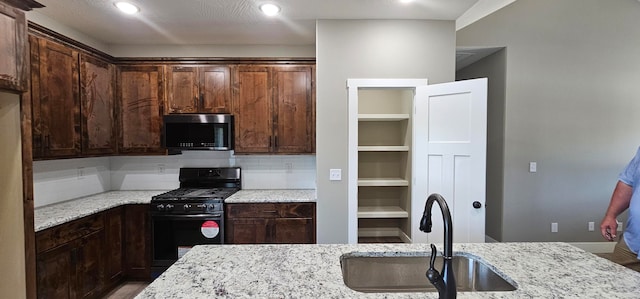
[{"x1": 262, "y1": 210, "x2": 277, "y2": 213}]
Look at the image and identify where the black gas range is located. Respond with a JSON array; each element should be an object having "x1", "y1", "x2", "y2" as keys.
[{"x1": 150, "y1": 167, "x2": 240, "y2": 276}]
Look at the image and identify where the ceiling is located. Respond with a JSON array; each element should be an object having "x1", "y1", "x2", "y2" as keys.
[{"x1": 31, "y1": 0, "x2": 481, "y2": 46}]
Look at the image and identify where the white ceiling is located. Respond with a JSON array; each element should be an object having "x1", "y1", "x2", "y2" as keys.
[{"x1": 31, "y1": 0, "x2": 484, "y2": 46}]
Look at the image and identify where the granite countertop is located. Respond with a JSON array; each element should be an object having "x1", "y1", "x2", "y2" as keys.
[
  {"x1": 34, "y1": 190, "x2": 166, "y2": 232},
  {"x1": 225, "y1": 189, "x2": 316, "y2": 203},
  {"x1": 34, "y1": 189, "x2": 316, "y2": 232},
  {"x1": 136, "y1": 242, "x2": 640, "y2": 298}
]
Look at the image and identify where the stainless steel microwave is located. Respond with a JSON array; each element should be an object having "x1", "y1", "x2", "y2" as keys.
[{"x1": 163, "y1": 114, "x2": 234, "y2": 152}]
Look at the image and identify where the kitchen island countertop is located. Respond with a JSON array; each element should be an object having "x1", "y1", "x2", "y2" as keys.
[
  {"x1": 136, "y1": 242, "x2": 640, "y2": 298},
  {"x1": 34, "y1": 189, "x2": 316, "y2": 232}
]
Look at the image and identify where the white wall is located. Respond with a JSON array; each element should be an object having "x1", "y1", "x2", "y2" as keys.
[
  {"x1": 457, "y1": 0, "x2": 640, "y2": 241},
  {"x1": 33, "y1": 153, "x2": 316, "y2": 208},
  {"x1": 0, "y1": 92, "x2": 26, "y2": 299},
  {"x1": 315, "y1": 19, "x2": 456, "y2": 244}
]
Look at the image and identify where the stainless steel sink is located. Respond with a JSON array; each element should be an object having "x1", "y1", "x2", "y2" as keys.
[{"x1": 340, "y1": 252, "x2": 517, "y2": 293}]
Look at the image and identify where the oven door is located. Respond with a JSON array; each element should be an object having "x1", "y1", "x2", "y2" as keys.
[{"x1": 151, "y1": 214, "x2": 224, "y2": 269}]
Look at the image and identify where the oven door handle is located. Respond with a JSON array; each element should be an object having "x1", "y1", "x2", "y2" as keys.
[{"x1": 152, "y1": 213, "x2": 223, "y2": 218}]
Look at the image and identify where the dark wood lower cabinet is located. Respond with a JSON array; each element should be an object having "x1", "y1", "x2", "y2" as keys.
[
  {"x1": 35, "y1": 214, "x2": 104, "y2": 299},
  {"x1": 103, "y1": 207, "x2": 124, "y2": 290},
  {"x1": 124, "y1": 204, "x2": 151, "y2": 280},
  {"x1": 35, "y1": 205, "x2": 151, "y2": 299},
  {"x1": 225, "y1": 203, "x2": 316, "y2": 244}
]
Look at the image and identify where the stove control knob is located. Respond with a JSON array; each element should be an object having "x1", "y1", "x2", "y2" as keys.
[
  {"x1": 183, "y1": 204, "x2": 192, "y2": 211},
  {"x1": 165, "y1": 204, "x2": 174, "y2": 211},
  {"x1": 156, "y1": 204, "x2": 165, "y2": 211}
]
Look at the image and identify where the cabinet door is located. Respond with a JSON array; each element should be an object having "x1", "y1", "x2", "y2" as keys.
[
  {"x1": 272, "y1": 218, "x2": 315, "y2": 244},
  {"x1": 117, "y1": 65, "x2": 165, "y2": 154},
  {"x1": 124, "y1": 204, "x2": 151, "y2": 279},
  {"x1": 226, "y1": 218, "x2": 269, "y2": 244},
  {"x1": 76, "y1": 230, "x2": 103, "y2": 299},
  {"x1": 200, "y1": 66, "x2": 231, "y2": 113},
  {"x1": 0, "y1": 2, "x2": 27, "y2": 92},
  {"x1": 31, "y1": 36, "x2": 80, "y2": 158},
  {"x1": 103, "y1": 207, "x2": 124, "y2": 289},
  {"x1": 166, "y1": 66, "x2": 198, "y2": 113},
  {"x1": 80, "y1": 54, "x2": 116, "y2": 155},
  {"x1": 272, "y1": 66, "x2": 313, "y2": 153},
  {"x1": 36, "y1": 244, "x2": 74, "y2": 299},
  {"x1": 233, "y1": 65, "x2": 272, "y2": 153}
]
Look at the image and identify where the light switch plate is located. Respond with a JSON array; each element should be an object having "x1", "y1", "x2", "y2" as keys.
[
  {"x1": 329, "y1": 169, "x2": 342, "y2": 181},
  {"x1": 529, "y1": 162, "x2": 537, "y2": 173}
]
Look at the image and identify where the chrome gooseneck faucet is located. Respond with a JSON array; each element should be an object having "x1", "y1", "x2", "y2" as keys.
[{"x1": 420, "y1": 193, "x2": 456, "y2": 299}]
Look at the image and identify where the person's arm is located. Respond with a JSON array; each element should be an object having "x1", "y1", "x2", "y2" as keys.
[{"x1": 600, "y1": 181, "x2": 633, "y2": 241}]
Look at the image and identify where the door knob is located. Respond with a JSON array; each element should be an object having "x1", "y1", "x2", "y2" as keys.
[{"x1": 472, "y1": 201, "x2": 482, "y2": 209}]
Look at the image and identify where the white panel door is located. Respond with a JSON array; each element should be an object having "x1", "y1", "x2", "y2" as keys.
[{"x1": 412, "y1": 78, "x2": 487, "y2": 244}]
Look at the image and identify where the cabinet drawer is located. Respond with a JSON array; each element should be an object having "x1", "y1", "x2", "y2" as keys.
[
  {"x1": 226, "y1": 203, "x2": 315, "y2": 218},
  {"x1": 36, "y1": 214, "x2": 104, "y2": 253}
]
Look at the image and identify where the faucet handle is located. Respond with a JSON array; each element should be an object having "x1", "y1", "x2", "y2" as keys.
[
  {"x1": 429, "y1": 243, "x2": 438, "y2": 268},
  {"x1": 427, "y1": 243, "x2": 445, "y2": 291}
]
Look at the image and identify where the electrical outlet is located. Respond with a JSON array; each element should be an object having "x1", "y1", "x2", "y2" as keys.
[
  {"x1": 529, "y1": 162, "x2": 537, "y2": 173},
  {"x1": 157, "y1": 164, "x2": 166, "y2": 174},
  {"x1": 77, "y1": 167, "x2": 85, "y2": 180},
  {"x1": 285, "y1": 162, "x2": 293, "y2": 173},
  {"x1": 329, "y1": 169, "x2": 342, "y2": 181},
  {"x1": 588, "y1": 222, "x2": 595, "y2": 232},
  {"x1": 551, "y1": 222, "x2": 558, "y2": 233}
]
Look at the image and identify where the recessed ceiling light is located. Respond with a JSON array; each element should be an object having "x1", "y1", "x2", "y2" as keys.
[
  {"x1": 259, "y1": 3, "x2": 280, "y2": 16},
  {"x1": 399, "y1": 0, "x2": 413, "y2": 3},
  {"x1": 114, "y1": 1, "x2": 140, "y2": 14}
]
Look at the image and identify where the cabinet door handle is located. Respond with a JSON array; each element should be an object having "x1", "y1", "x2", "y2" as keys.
[
  {"x1": 45, "y1": 135, "x2": 50, "y2": 149},
  {"x1": 200, "y1": 93, "x2": 204, "y2": 108},
  {"x1": 71, "y1": 248, "x2": 78, "y2": 265},
  {"x1": 274, "y1": 136, "x2": 278, "y2": 148}
]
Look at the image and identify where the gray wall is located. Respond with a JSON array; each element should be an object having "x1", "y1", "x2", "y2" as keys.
[
  {"x1": 457, "y1": 0, "x2": 640, "y2": 242},
  {"x1": 316, "y1": 19, "x2": 456, "y2": 243},
  {"x1": 457, "y1": 49, "x2": 507, "y2": 241}
]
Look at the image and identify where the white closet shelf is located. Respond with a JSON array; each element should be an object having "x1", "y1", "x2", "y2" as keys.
[
  {"x1": 358, "y1": 178, "x2": 409, "y2": 186},
  {"x1": 358, "y1": 114, "x2": 410, "y2": 121},
  {"x1": 358, "y1": 206, "x2": 409, "y2": 218},
  {"x1": 358, "y1": 145, "x2": 409, "y2": 152}
]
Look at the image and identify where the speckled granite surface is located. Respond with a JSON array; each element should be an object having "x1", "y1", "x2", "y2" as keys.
[
  {"x1": 34, "y1": 190, "x2": 167, "y2": 232},
  {"x1": 136, "y1": 242, "x2": 640, "y2": 298},
  {"x1": 34, "y1": 189, "x2": 316, "y2": 232},
  {"x1": 225, "y1": 189, "x2": 316, "y2": 203}
]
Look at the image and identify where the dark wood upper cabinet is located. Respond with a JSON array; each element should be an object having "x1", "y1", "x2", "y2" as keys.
[
  {"x1": 30, "y1": 35, "x2": 81, "y2": 158},
  {"x1": 117, "y1": 65, "x2": 165, "y2": 154},
  {"x1": 272, "y1": 66, "x2": 314, "y2": 153},
  {"x1": 80, "y1": 54, "x2": 116, "y2": 155},
  {"x1": 233, "y1": 64, "x2": 314, "y2": 154},
  {"x1": 233, "y1": 65, "x2": 272, "y2": 153},
  {"x1": 0, "y1": 1, "x2": 28, "y2": 92},
  {"x1": 166, "y1": 65, "x2": 231, "y2": 114}
]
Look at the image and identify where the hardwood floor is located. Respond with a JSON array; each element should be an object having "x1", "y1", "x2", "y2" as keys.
[{"x1": 102, "y1": 282, "x2": 149, "y2": 299}]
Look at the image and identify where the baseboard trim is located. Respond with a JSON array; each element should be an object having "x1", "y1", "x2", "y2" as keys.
[{"x1": 569, "y1": 242, "x2": 616, "y2": 253}]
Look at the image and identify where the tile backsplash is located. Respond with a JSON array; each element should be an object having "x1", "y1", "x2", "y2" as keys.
[{"x1": 33, "y1": 151, "x2": 316, "y2": 208}]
